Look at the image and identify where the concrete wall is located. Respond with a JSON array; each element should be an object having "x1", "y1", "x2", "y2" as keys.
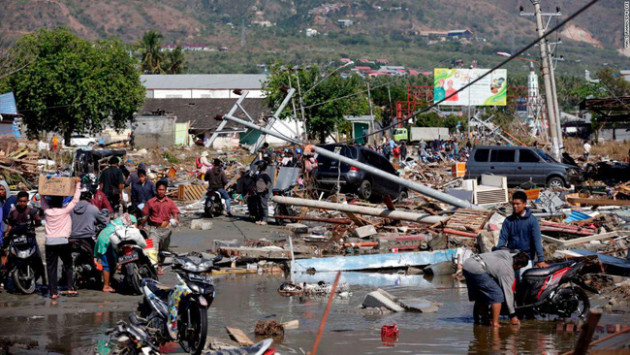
[
  {"x1": 133, "y1": 115, "x2": 176, "y2": 148},
  {"x1": 148, "y1": 89, "x2": 265, "y2": 99}
]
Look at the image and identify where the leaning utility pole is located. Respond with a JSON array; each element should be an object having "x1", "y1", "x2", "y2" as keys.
[
  {"x1": 532, "y1": 0, "x2": 561, "y2": 160},
  {"x1": 522, "y1": 1, "x2": 563, "y2": 160}
]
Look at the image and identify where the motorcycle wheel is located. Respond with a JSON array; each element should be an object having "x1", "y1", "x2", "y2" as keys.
[
  {"x1": 179, "y1": 301, "x2": 207, "y2": 355},
  {"x1": 12, "y1": 264, "x2": 36, "y2": 294},
  {"x1": 124, "y1": 263, "x2": 143, "y2": 295},
  {"x1": 212, "y1": 203, "x2": 222, "y2": 217},
  {"x1": 555, "y1": 287, "x2": 590, "y2": 318}
]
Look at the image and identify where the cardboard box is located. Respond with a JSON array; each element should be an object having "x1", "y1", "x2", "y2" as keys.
[{"x1": 38, "y1": 175, "x2": 75, "y2": 196}]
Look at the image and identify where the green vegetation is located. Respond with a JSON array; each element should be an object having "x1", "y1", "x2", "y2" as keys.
[
  {"x1": 263, "y1": 62, "x2": 369, "y2": 143},
  {"x1": 3, "y1": 28, "x2": 145, "y2": 144},
  {"x1": 139, "y1": 30, "x2": 186, "y2": 74}
]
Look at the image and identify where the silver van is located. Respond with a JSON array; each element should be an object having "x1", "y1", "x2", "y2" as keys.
[{"x1": 465, "y1": 146, "x2": 582, "y2": 187}]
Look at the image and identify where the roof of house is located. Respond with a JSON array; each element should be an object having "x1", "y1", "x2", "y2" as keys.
[
  {"x1": 141, "y1": 74, "x2": 268, "y2": 90},
  {"x1": 138, "y1": 98, "x2": 270, "y2": 132}
]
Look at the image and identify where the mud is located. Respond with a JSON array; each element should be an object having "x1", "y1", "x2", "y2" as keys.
[{"x1": 0, "y1": 217, "x2": 628, "y2": 354}]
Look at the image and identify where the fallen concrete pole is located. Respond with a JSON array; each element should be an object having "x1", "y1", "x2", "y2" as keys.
[
  {"x1": 272, "y1": 196, "x2": 448, "y2": 224},
  {"x1": 220, "y1": 113, "x2": 482, "y2": 210}
]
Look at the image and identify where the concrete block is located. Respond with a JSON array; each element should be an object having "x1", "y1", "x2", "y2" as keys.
[
  {"x1": 354, "y1": 225, "x2": 377, "y2": 239},
  {"x1": 398, "y1": 298, "x2": 440, "y2": 313},
  {"x1": 362, "y1": 288, "x2": 404, "y2": 312},
  {"x1": 423, "y1": 261, "x2": 456, "y2": 275},
  {"x1": 286, "y1": 223, "x2": 309, "y2": 234},
  {"x1": 191, "y1": 219, "x2": 213, "y2": 230}
]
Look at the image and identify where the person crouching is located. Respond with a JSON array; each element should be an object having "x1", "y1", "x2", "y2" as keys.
[{"x1": 463, "y1": 249, "x2": 530, "y2": 327}]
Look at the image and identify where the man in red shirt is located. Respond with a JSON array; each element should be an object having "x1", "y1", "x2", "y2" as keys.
[{"x1": 142, "y1": 180, "x2": 179, "y2": 262}]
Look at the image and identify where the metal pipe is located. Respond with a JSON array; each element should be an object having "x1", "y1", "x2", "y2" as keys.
[
  {"x1": 222, "y1": 113, "x2": 481, "y2": 210},
  {"x1": 273, "y1": 215, "x2": 352, "y2": 224},
  {"x1": 272, "y1": 196, "x2": 449, "y2": 224},
  {"x1": 251, "y1": 88, "x2": 296, "y2": 153},
  {"x1": 309, "y1": 147, "x2": 482, "y2": 210},
  {"x1": 207, "y1": 91, "x2": 249, "y2": 146}
]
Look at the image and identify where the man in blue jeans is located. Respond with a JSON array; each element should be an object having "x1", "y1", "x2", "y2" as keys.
[
  {"x1": 497, "y1": 190, "x2": 549, "y2": 280},
  {"x1": 205, "y1": 159, "x2": 232, "y2": 217}
]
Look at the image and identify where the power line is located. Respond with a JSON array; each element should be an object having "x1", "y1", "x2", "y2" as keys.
[{"x1": 349, "y1": 0, "x2": 602, "y2": 144}]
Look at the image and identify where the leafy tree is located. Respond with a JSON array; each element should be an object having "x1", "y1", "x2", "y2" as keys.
[
  {"x1": 5, "y1": 28, "x2": 145, "y2": 144},
  {"x1": 139, "y1": 31, "x2": 187, "y2": 74},
  {"x1": 139, "y1": 30, "x2": 165, "y2": 74},
  {"x1": 164, "y1": 45, "x2": 186, "y2": 74},
  {"x1": 263, "y1": 63, "x2": 369, "y2": 143}
]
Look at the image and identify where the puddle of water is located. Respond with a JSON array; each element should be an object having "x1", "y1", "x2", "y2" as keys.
[{"x1": 0, "y1": 272, "x2": 627, "y2": 354}]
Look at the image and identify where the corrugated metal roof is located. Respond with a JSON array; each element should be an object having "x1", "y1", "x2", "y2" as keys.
[
  {"x1": 0, "y1": 92, "x2": 17, "y2": 114},
  {"x1": 141, "y1": 74, "x2": 268, "y2": 90}
]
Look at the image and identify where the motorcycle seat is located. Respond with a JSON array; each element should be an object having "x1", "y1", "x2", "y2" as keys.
[
  {"x1": 142, "y1": 279, "x2": 173, "y2": 298},
  {"x1": 522, "y1": 262, "x2": 571, "y2": 278}
]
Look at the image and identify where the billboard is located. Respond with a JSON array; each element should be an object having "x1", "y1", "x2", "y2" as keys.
[{"x1": 434, "y1": 68, "x2": 507, "y2": 106}]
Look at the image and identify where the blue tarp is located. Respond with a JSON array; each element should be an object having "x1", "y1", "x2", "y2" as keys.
[
  {"x1": 572, "y1": 249, "x2": 630, "y2": 276},
  {"x1": 0, "y1": 93, "x2": 17, "y2": 115}
]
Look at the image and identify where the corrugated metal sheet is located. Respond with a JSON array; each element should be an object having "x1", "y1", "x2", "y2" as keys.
[
  {"x1": 140, "y1": 74, "x2": 267, "y2": 90},
  {"x1": 564, "y1": 210, "x2": 592, "y2": 222},
  {"x1": 0, "y1": 92, "x2": 17, "y2": 114}
]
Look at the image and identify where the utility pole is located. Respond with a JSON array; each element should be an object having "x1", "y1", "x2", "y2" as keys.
[
  {"x1": 530, "y1": 0, "x2": 559, "y2": 160},
  {"x1": 294, "y1": 68, "x2": 307, "y2": 127},
  {"x1": 521, "y1": 1, "x2": 563, "y2": 159}
]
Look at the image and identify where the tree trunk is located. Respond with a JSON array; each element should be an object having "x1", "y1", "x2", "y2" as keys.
[{"x1": 64, "y1": 130, "x2": 72, "y2": 147}]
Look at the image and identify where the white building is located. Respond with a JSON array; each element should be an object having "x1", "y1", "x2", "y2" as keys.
[{"x1": 141, "y1": 74, "x2": 268, "y2": 99}]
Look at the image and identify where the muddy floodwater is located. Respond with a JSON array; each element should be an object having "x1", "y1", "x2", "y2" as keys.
[{"x1": 0, "y1": 270, "x2": 627, "y2": 354}]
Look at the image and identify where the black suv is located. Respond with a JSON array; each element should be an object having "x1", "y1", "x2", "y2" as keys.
[
  {"x1": 465, "y1": 145, "x2": 582, "y2": 187},
  {"x1": 314, "y1": 144, "x2": 406, "y2": 200}
]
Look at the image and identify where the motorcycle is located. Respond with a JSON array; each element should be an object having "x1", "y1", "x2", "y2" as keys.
[
  {"x1": 62, "y1": 238, "x2": 102, "y2": 290},
  {"x1": 112, "y1": 226, "x2": 158, "y2": 295},
  {"x1": 272, "y1": 187, "x2": 298, "y2": 226},
  {"x1": 137, "y1": 251, "x2": 220, "y2": 355},
  {"x1": 1, "y1": 229, "x2": 43, "y2": 294},
  {"x1": 204, "y1": 188, "x2": 225, "y2": 218},
  {"x1": 515, "y1": 259, "x2": 596, "y2": 318},
  {"x1": 105, "y1": 314, "x2": 160, "y2": 355}
]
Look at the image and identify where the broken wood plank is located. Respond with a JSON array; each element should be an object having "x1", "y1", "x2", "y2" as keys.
[
  {"x1": 542, "y1": 231, "x2": 629, "y2": 247},
  {"x1": 225, "y1": 327, "x2": 254, "y2": 346}
]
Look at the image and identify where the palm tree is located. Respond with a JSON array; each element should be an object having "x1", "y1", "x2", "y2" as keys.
[
  {"x1": 139, "y1": 30, "x2": 164, "y2": 74},
  {"x1": 164, "y1": 45, "x2": 186, "y2": 74}
]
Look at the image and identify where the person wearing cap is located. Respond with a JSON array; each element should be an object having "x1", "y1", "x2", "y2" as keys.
[
  {"x1": 463, "y1": 249, "x2": 530, "y2": 327},
  {"x1": 126, "y1": 163, "x2": 148, "y2": 187},
  {"x1": 99, "y1": 156, "x2": 125, "y2": 215},
  {"x1": 197, "y1": 152, "x2": 212, "y2": 175},
  {"x1": 204, "y1": 159, "x2": 232, "y2": 217},
  {"x1": 131, "y1": 169, "x2": 156, "y2": 210}
]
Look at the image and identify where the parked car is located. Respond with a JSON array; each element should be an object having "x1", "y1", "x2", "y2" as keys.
[
  {"x1": 70, "y1": 134, "x2": 97, "y2": 147},
  {"x1": 464, "y1": 145, "x2": 582, "y2": 188},
  {"x1": 314, "y1": 144, "x2": 407, "y2": 200}
]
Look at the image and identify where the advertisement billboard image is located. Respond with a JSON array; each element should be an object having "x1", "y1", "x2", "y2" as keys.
[{"x1": 434, "y1": 68, "x2": 507, "y2": 106}]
